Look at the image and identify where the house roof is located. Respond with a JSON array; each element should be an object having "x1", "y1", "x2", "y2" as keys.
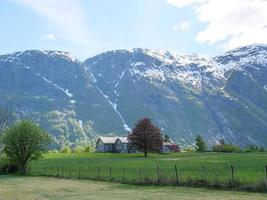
[
  {"x1": 117, "y1": 137, "x2": 128, "y2": 143},
  {"x1": 98, "y1": 136, "x2": 129, "y2": 144},
  {"x1": 98, "y1": 137, "x2": 118, "y2": 144},
  {"x1": 163, "y1": 142, "x2": 178, "y2": 146}
]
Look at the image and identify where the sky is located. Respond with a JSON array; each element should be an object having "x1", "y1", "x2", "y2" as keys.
[{"x1": 0, "y1": 0, "x2": 267, "y2": 60}]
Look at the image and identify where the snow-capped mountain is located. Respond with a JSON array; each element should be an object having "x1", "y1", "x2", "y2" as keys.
[{"x1": 0, "y1": 44, "x2": 267, "y2": 147}]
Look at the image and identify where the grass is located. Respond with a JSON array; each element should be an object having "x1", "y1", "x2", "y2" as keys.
[
  {"x1": 1, "y1": 175, "x2": 267, "y2": 200},
  {"x1": 29, "y1": 152, "x2": 267, "y2": 190}
]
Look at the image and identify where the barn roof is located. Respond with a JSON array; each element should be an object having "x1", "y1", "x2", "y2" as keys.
[
  {"x1": 98, "y1": 137, "x2": 118, "y2": 144},
  {"x1": 97, "y1": 136, "x2": 129, "y2": 144},
  {"x1": 117, "y1": 137, "x2": 128, "y2": 143}
]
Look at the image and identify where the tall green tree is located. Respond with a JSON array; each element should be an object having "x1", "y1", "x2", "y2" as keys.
[
  {"x1": 128, "y1": 118, "x2": 163, "y2": 157},
  {"x1": 0, "y1": 120, "x2": 51, "y2": 174},
  {"x1": 195, "y1": 134, "x2": 207, "y2": 152},
  {"x1": 0, "y1": 107, "x2": 8, "y2": 134}
]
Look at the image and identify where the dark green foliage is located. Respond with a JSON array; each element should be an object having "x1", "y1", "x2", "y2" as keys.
[
  {"x1": 195, "y1": 135, "x2": 207, "y2": 152},
  {"x1": 83, "y1": 145, "x2": 92, "y2": 153},
  {"x1": 212, "y1": 140, "x2": 241, "y2": 153},
  {"x1": 0, "y1": 106, "x2": 8, "y2": 135},
  {"x1": 163, "y1": 134, "x2": 170, "y2": 142},
  {"x1": 60, "y1": 146, "x2": 71, "y2": 153},
  {"x1": 128, "y1": 118, "x2": 163, "y2": 157},
  {"x1": 245, "y1": 144, "x2": 265, "y2": 152},
  {"x1": 0, "y1": 120, "x2": 51, "y2": 174}
]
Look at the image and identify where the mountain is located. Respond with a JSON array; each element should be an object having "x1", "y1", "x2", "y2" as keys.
[
  {"x1": 0, "y1": 44, "x2": 267, "y2": 148},
  {"x1": 0, "y1": 50, "x2": 126, "y2": 147}
]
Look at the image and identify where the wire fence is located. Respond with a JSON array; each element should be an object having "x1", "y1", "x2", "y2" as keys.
[{"x1": 27, "y1": 164, "x2": 267, "y2": 192}]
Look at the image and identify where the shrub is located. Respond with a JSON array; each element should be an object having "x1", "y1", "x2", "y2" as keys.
[
  {"x1": 212, "y1": 143, "x2": 241, "y2": 153},
  {"x1": 60, "y1": 146, "x2": 71, "y2": 153},
  {"x1": 245, "y1": 145, "x2": 264, "y2": 152},
  {"x1": 83, "y1": 146, "x2": 92, "y2": 152},
  {"x1": 0, "y1": 154, "x2": 17, "y2": 174}
]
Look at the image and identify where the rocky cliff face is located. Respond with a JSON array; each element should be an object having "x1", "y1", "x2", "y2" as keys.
[{"x1": 0, "y1": 45, "x2": 267, "y2": 147}]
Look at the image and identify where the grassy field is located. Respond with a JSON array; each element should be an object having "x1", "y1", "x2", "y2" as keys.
[
  {"x1": 29, "y1": 152, "x2": 267, "y2": 190},
  {"x1": 1, "y1": 175, "x2": 267, "y2": 200}
]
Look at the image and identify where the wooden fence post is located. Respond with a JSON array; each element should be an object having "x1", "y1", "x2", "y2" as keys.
[
  {"x1": 57, "y1": 166, "x2": 59, "y2": 177},
  {"x1": 62, "y1": 167, "x2": 65, "y2": 178},
  {"x1": 202, "y1": 166, "x2": 206, "y2": 185},
  {"x1": 174, "y1": 165, "x2": 179, "y2": 185},
  {"x1": 157, "y1": 166, "x2": 160, "y2": 184},
  {"x1": 69, "y1": 167, "x2": 72, "y2": 178},
  {"x1": 230, "y1": 165, "x2": 234, "y2": 188},
  {"x1": 51, "y1": 166, "x2": 53, "y2": 176},
  {"x1": 97, "y1": 167, "x2": 100, "y2": 180},
  {"x1": 78, "y1": 166, "x2": 81, "y2": 179},
  {"x1": 88, "y1": 166, "x2": 91, "y2": 178},
  {"x1": 139, "y1": 168, "x2": 141, "y2": 183},
  {"x1": 122, "y1": 167, "x2": 125, "y2": 182},
  {"x1": 109, "y1": 167, "x2": 112, "y2": 179}
]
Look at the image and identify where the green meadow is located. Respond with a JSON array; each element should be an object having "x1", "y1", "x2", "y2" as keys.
[{"x1": 30, "y1": 152, "x2": 267, "y2": 190}]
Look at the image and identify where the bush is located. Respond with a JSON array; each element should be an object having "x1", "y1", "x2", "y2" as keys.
[
  {"x1": 245, "y1": 145, "x2": 264, "y2": 152},
  {"x1": 60, "y1": 146, "x2": 71, "y2": 153},
  {"x1": 83, "y1": 146, "x2": 92, "y2": 152},
  {"x1": 212, "y1": 144, "x2": 241, "y2": 153},
  {"x1": 0, "y1": 154, "x2": 17, "y2": 174},
  {"x1": 71, "y1": 146, "x2": 84, "y2": 153}
]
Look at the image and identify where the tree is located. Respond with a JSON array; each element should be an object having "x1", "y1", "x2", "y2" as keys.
[
  {"x1": 0, "y1": 107, "x2": 8, "y2": 134},
  {"x1": 163, "y1": 134, "x2": 170, "y2": 142},
  {"x1": 128, "y1": 118, "x2": 163, "y2": 157},
  {"x1": 195, "y1": 134, "x2": 207, "y2": 152},
  {"x1": 0, "y1": 120, "x2": 51, "y2": 174}
]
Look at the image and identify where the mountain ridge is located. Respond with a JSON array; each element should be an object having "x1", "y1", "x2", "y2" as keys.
[{"x1": 0, "y1": 44, "x2": 267, "y2": 148}]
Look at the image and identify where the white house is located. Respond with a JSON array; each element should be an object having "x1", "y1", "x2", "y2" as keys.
[
  {"x1": 96, "y1": 136, "x2": 129, "y2": 153},
  {"x1": 115, "y1": 137, "x2": 129, "y2": 153}
]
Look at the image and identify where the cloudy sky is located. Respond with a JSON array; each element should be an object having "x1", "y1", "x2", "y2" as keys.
[{"x1": 1, "y1": 0, "x2": 267, "y2": 60}]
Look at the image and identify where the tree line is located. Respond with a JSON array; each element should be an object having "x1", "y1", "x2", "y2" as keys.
[{"x1": 195, "y1": 135, "x2": 265, "y2": 153}]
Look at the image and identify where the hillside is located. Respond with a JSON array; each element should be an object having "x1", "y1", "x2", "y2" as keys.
[{"x1": 0, "y1": 45, "x2": 267, "y2": 147}]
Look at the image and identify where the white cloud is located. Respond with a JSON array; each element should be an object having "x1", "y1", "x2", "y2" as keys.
[
  {"x1": 173, "y1": 21, "x2": 191, "y2": 31},
  {"x1": 173, "y1": 24, "x2": 179, "y2": 30},
  {"x1": 42, "y1": 34, "x2": 57, "y2": 40},
  {"x1": 12, "y1": 0, "x2": 91, "y2": 47},
  {"x1": 167, "y1": 0, "x2": 267, "y2": 50},
  {"x1": 180, "y1": 21, "x2": 190, "y2": 31}
]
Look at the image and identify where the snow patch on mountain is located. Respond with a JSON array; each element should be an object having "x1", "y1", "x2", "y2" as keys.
[
  {"x1": 115, "y1": 68, "x2": 126, "y2": 88},
  {"x1": 88, "y1": 70, "x2": 131, "y2": 132},
  {"x1": 0, "y1": 50, "x2": 78, "y2": 64},
  {"x1": 42, "y1": 77, "x2": 74, "y2": 100}
]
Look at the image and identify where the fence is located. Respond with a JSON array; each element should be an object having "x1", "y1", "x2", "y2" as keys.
[{"x1": 28, "y1": 164, "x2": 267, "y2": 192}]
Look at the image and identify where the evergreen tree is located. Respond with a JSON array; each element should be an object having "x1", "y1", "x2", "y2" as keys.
[{"x1": 195, "y1": 134, "x2": 207, "y2": 152}]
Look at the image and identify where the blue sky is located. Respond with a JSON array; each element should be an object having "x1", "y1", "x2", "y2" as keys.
[{"x1": 1, "y1": 0, "x2": 266, "y2": 60}]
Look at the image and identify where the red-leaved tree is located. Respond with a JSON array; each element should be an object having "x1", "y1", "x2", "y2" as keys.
[{"x1": 128, "y1": 118, "x2": 163, "y2": 157}]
